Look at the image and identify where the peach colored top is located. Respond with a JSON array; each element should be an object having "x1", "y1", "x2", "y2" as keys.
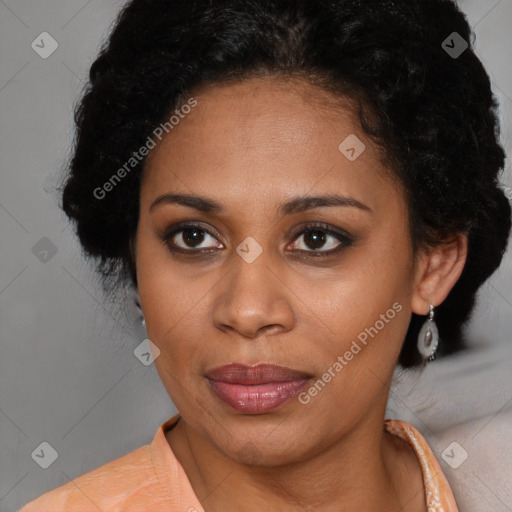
[{"x1": 20, "y1": 415, "x2": 459, "y2": 512}]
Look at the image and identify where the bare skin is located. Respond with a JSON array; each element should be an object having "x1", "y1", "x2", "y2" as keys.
[{"x1": 133, "y1": 76, "x2": 467, "y2": 511}]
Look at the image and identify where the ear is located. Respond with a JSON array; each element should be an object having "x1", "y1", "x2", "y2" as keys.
[{"x1": 411, "y1": 233, "x2": 468, "y2": 315}]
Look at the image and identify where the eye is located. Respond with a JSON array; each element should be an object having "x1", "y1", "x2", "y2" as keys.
[
  {"x1": 161, "y1": 221, "x2": 353, "y2": 257},
  {"x1": 288, "y1": 223, "x2": 353, "y2": 256},
  {"x1": 162, "y1": 223, "x2": 224, "y2": 253}
]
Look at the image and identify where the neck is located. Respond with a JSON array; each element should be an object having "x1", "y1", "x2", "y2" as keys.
[{"x1": 166, "y1": 407, "x2": 426, "y2": 512}]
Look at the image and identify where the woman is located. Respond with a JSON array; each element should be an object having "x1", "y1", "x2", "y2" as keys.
[{"x1": 20, "y1": 0, "x2": 511, "y2": 510}]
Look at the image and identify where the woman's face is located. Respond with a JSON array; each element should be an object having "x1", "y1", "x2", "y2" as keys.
[{"x1": 135, "y1": 77, "x2": 423, "y2": 465}]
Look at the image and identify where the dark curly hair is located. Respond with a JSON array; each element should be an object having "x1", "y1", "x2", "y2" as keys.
[{"x1": 60, "y1": 0, "x2": 511, "y2": 368}]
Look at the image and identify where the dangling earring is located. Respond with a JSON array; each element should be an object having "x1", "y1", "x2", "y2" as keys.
[
  {"x1": 135, "y1": 294, "x2": 146, "y2": 328},
  {"x1": 417, "y1": 304, "x2": 439, "y2": 363}
]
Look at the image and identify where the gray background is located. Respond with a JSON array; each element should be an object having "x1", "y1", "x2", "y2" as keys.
[{"x1": 0, "y1": 1, "x2": 511, "y2": 511}]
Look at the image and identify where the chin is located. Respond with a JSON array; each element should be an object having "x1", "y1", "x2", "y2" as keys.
[{"x1": 212, "y1": 426, "x2": 318, "y2": 468}]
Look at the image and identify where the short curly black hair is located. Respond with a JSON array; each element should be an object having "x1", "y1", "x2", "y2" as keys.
[{"x1": 61, "y1": 0, "x2": 511, "y2": 367}]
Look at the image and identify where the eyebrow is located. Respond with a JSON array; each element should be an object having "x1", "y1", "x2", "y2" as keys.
[{"x1": 149, "y1": 193, "x2": 372, "y2": 215}]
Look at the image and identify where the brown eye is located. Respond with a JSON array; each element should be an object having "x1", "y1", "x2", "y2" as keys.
[
  {"x1": 290, "y1": 223, "x2": 353, "y2": 256},
  {"x1": 302, "y1": 229, "x2": 329, "y2": 250},
  {"x1": 161, "y1": 221, "x2": 353, "y2": 258},
  {"x1": 163, "y1": 224, "x2": 223, "y2": 252},
  {"x1": 177, "y1": 227, "x2": 208, "y2": 248}
]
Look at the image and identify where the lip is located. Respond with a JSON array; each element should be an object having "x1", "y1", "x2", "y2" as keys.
[{"x1": 205, "y1": 363, "x2": 313, "y2": 414}]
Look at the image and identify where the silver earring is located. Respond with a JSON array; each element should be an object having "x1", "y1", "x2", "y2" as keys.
[
  {"x1": 417, "y1": 304, "x2": 439, "y2": 363},
  {"x1": 135, "y1": 295, "x2": 146, "y2": 327}
]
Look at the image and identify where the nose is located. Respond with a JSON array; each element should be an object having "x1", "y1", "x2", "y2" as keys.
[{"x1": 211, "y1": 249, "x2": 295, "y2": 339}]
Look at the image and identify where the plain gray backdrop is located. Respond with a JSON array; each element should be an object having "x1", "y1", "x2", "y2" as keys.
[{"x1": 1, "y1": 1, "x2": 511, "y2": 511}]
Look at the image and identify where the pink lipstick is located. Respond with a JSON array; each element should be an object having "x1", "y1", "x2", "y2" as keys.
[{"x1": 205, "y1": 363, "x2": 312, "y2": 414}]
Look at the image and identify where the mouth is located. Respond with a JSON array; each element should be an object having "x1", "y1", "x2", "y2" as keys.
[{"x1": 205, "y1": 363, "x2": 313, "y2": 414}]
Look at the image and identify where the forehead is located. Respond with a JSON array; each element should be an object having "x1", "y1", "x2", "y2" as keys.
[{"x1": 141, "y1": 77, "x2": 401, "y2": 212}]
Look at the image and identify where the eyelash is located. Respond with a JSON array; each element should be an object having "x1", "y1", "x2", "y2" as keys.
[{"x1": 161, "y1": 221, "x2": 354, "y2": 258}]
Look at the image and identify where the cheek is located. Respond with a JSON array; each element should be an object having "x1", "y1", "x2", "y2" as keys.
[
  {"x1": 136, "y1": 261, "x2": 210, "y2": 406},
  {"x1": 303, "y1": 234, "x2": 414, "y2": 389},
  {"x1": 318, "y1": 238, "x2": 412, "y2": 333},
  {"x1": 135, "y1": 227, "x2": 196, "y2": 359},
  {"x1": 138, "y1": 274, "x2": 208, "y2": 368}
]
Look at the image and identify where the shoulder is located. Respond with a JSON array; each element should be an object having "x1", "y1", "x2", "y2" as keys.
[
  {"x1": 385, "y1": 419, "x2": 460, "y2": 512},
  {"x1": 18, "y1": 443, "x2": 168, "y2": 512}
]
